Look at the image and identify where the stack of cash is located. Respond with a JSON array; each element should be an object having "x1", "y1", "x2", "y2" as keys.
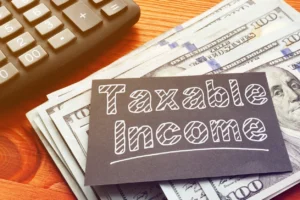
[{"x1": 27, "y1": 0, "x2": 300, "y2": 199}]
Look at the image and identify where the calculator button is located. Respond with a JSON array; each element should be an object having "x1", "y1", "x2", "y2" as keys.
[
  {"x1": 7, "y1": 32, "x2": 35, "y2": 53},
  {"x1": 48, "y1": 29, "x2": 76, "y2": 50},
  {"x1": 63, "y1": 2, "x2": 102, "y2": 32},
  {"x1": 51, "y1": 0, "x2": 72, "y2": 7},
  {"x1": 35, "y1": 16, "x2": 63, "y2": 37},
  {"x1": 0, "y1": 63, "x2": 19, "y2": 85},
  {"x1": 0, "y1": 51, "x2": 6, "y2": 63},
  {"x1": 0, "y1": 6, "x2": 12, "y2": 23},
  {"x1": 101, "y1": 0, "x2": 127, "y2": 17},
  {"x1": 0, "y1": 19, "x2": 23, "y2": 39},
  {"x1": 23, "y1": 4, "x2": 50, "y2": 24},
  {"x1": 12, "y1": 0, "x2": 37, "y2": 11},
  {"x1": 19, "y1": 45, "x2": 48, "y2": 67}
]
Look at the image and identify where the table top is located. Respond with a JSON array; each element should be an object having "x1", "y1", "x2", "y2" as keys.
[{"x1": 1, "y1": 0, "x2": 300, "y2": 199}]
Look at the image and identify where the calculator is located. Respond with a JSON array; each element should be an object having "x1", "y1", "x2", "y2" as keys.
[{"x1": 0, "y1": 0, "x2": 140, "y2": 104}]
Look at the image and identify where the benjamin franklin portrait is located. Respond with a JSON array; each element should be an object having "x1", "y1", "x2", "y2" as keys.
[{"x1": 251, "y1": 65, "x2": 300, "y2": 188}]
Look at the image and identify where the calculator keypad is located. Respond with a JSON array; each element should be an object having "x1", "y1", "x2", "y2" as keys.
[
  {"x1": 63, "y1": 2, "x2": 102, "y2": 32},
  {"x1": 0, "y1": 0, "x2": 137, "y2": 103},
  {"x1": 7, "y1": 32, "x2": 35, "y2": 53},
  {"x1": 0, "y1": 63, "x2": 19, "y2": 85},
  {"x1": 0, "y1": 0, "x2": 130, "y2": 67},
  {"x1": 19, "y1": 45, "x2": 48, "y2": 67},
  {"x1": 23, "y1": 4, "x2": 51, "y2": 24}
]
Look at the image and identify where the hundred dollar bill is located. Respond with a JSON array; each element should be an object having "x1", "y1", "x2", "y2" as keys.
[
  {"x1": 26, "y1": 110, "x2": 86, "y2": 200},
  {"x1": 28, "y1": 105, "x2": 70, "y2": 171},
  {"x1": 50, "y1": 95, "x2": 91, "y2": 169},
  {"x1": 47, "y1": 0, "x2": 264, "y2": 99},
  {"x1": 204, "y1": 42, "x2": 300, "y2": 200},
  {"x1": 36, "y1": 101, "x2": 98, "y2": 200},
  {"x1": 163, "y1": 38, "x2": 300, "y2": 200},
  {"x1": 117, "y1": 0, "x2": 300, "y2": 78},
  {"x1": 33, "y1": 111, "x2": 72, "y2": 174},
  {"x1": 179, "y1": 23, "x2": 300, "y2": 76}
]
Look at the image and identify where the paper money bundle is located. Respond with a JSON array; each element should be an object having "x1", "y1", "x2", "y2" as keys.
[{"x1": 27, "y1": 0, "x2": 300, "y2": 199}]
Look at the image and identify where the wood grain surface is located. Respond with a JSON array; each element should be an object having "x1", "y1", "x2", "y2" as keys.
[{"x1": 1, "y1": 0, "x2": 300, "y2": 199}]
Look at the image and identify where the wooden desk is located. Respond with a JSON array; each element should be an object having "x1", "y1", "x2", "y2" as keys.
[{"x1": 1, "y1": 0, "x2": 300, "y2": 199}]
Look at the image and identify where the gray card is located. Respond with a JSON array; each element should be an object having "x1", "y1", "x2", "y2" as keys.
[{"x1": 86, "y1": 73, "x2": 292, "y2": 186}]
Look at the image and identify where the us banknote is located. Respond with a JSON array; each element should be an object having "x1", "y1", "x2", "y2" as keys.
[
  {"x1": 46, "y1": 94, "x2": 91, "y2": 170},
  {"x1": 203, "y1": 42, "x2": 300, "y2": 200},
  {"x1": 117, "y1": 0, "x2": 299, "y2": 78},
  {"x1": 47, "y1": 0, "x2": 265, "y2": 99},
  {"x1": 36, "y1": 100, "x2": 98, "y2": 200},
  {"x1": 26, "y1": 110, "x2": 86, "y2": 200},
  {"x1": 179, "y1": 23, "x2": 300, "y2": 76},
  {"x1": 162, "y1": 36, "x2": 300, "y2": 200}
]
